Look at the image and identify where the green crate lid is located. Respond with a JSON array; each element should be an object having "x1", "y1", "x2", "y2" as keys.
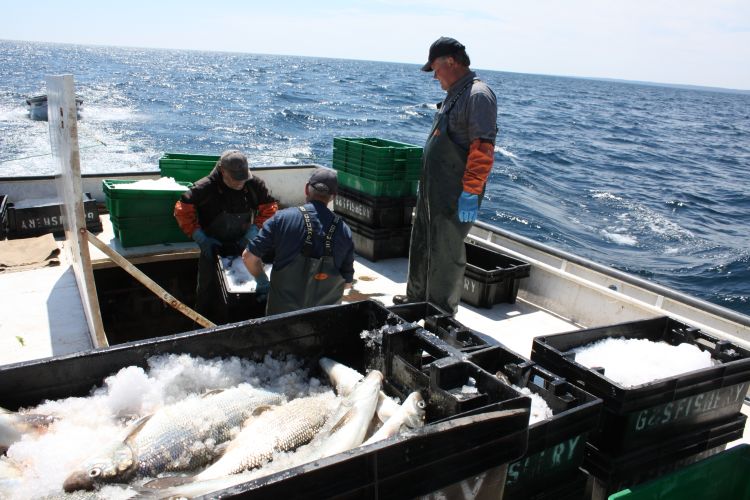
[
  {"x1": 102, "y1": 179, "x2": 192, "y2": 199},
  {"x1": 161, "y1": 153, "x2": 220, "y2": 162}
]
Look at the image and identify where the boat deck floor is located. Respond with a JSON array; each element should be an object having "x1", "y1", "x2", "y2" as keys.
[{"x1": 0, "y1": 214, "x2": 577, "y2": 365}]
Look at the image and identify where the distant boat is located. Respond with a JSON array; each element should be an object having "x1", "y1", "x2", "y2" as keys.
[{"x1": 25, "y1": 94, "x2": 83, "y2": 121}]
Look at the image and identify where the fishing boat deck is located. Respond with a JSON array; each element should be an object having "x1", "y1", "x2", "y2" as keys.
[{"x1": 0, "y1": 214, "x2": 577, "y2": 365}]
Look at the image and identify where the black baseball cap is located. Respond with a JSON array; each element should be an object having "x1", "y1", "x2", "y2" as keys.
[
  {"x1": 308, "y1": 167, "x2": 338, "y2": 195},
  {"x1": 218, "y1": 150, "x2": 249, "y2": 181},
  {"x1": 421, "y1": 37, "x2": 467, "y2": 71}
]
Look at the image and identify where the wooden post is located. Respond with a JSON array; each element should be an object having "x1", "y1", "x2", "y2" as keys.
[
  {"x1": 47, "y1": 75, "x2": 108, "y2": 348},
  {"x1": 86, "y1": 231, "x2": 216, "y2": 328}
]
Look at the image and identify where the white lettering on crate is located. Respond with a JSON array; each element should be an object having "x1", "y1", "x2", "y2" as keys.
[
  {"x1": 632, "y1": 381, "x2": 750, "y2": 432},
  {"x1": 506, "y1": 434, "x2": 583, "y2": 484}
]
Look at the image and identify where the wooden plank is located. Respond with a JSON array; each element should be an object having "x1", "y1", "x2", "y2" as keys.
[{"x1": 47, "y1": 75, "x2": 108, "y2": 348}]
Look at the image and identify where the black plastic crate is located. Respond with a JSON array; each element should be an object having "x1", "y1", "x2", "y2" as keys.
[
  {"x1": 333, "y1": 186, "x2": 415, "y2": 228},
  {"x1": 531, "y1": 316, "x2": 750, "y2": 453},
  {"x1": 0, "y1": 194, "x2": 8, "y2": 240},
  {"x1": 341, "y1": 213, "x2": 410, "y2": 261},
  {"x1": 584, "y1": 413, "x2": 747, "y2": 500},
  {"x1": 215, "y1": 255, "x2": 266, "y2": 323},
  {"x1": 0, "y1": 300, "x2": 530, "y2": 499},
  {"x1": 461, "y1": 240, "x2": 531, "y2": 308},
  {"x1": 468, "y1": 345, "x2": 603, "y2": 499},
  {"x1": 7, "y1": 192, "x2": 101, "y2": 239},
  {"x1": 388, "y1": 301, "x2": 497, "y2": 354}
]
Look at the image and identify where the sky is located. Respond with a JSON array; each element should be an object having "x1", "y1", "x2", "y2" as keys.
[{"x1": 2, "y1": 0, "x2": 749, "y2": 91}]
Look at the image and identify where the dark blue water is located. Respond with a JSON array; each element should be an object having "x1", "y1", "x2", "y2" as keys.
[{"x1": 1, "y1": 40, "x2": 748, "y2": 315}]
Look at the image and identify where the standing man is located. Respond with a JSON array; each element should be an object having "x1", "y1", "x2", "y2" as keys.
[
  {"x1": 175, "y1": 150, "x2": 278, "y2": 322},
  {"x1": 242, "y1": 167, "x2": 354, "y2": 316},
  {"x1": 393, "y1": 37, "x2": 497, "y2": 314}
]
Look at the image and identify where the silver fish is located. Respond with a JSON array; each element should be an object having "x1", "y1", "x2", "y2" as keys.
[
  {"x1": 143, "y1": 374, "x2": 382, "y2": 499},
  {"x1": 147, "y1": 393, "x2": 333, "y2": 488},
  {"x1": 362, "y1": 391, "x2": 426, "y2": 445},
  {"x1": 308, "y1": 369, "x2": 383, "y2": 460},
  {"x1": 63, "y1": 385, "x2": 283, "y2": 492},
  {"x1": 0, "y1": 406, "x2": 56, "y2": 453},
  {"x1": 319, "y1": 357, "x2": 402, "y2": 423}
]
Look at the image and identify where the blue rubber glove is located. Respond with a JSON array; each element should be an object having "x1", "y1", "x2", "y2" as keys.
[
  {"x1": 192, "y1": 228, "x2": 221, "y2": 258},
  {"x1": 254, "y1": 273, "x2": 270, "y2": 303},
  {"x1": 458, "y1": 191, "x2": 479, "y2": 223},
  {"x1": 238, "y1": 224, "x2": 260, "y2": 251}
]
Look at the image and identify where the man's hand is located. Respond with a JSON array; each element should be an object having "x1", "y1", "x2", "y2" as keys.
[
  {"x1": 192, "y1": 228, "x2": 221, "y2": 258},
  {"x1": 458, "y1": 191, "x2": 479, "y2": 223}
]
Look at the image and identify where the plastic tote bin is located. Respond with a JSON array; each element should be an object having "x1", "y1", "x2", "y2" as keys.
[
  {"x1": 607, "y1": 443, "x2": 750, "y2": 500},
  {"x1": 467, "y1": 344, "x2": 603, "y2": 500},
  {"x1": 388, "y1": 301, "x2": 496, "y2": 354},
  {"x1": 110, "y1": 214, "x2": 190, "y2": 247},
  {"x1": 0, "y1": 300, "x2": 530, "y2": 499},
  {"x1": 340, "y1": 213, "x2": 411, "y2": 261},
  {"x1": 7, "y1": 192, "x2": 101, "y2": 239},
  {"x1": 530, "y1": 316, "x2": 750, "y2": 454},
  {"x1": 585, "y1": 413, "x2": 747, "y2": 499},
  {"x1": 461, "y1": 240, "x2": 532, "y2": 308},
  {"x1": 215, "y1": 255, "x2": 267, "y2": 324},
  {"x1": 333, "y1": 186, "x2": 415, "y2": 229},
  {"x1": 158, "y1": 152, "x2": 219, "y2": 183},
  {"x1": 103, "y1": 179, "x2": 192, "y2": 218}
]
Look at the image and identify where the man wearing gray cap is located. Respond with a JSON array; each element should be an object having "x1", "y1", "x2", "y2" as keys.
[
  {"x1": 242, "y1": 167, "x2": 354, "y2": 315},
  {"x1": 393, "y1": 37, "x2": 498, "y2": 314},
  {"x1": 175, "y1": 150, "x2": 278, "y2": 322}
]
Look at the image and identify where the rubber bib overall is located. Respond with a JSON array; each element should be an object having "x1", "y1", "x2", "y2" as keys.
[
  {"x1": 266, "y1": 205, "x2": 345, "y2": 316},
  {"x1": 405, "y1": 79, "x2": 481, "y2": 314},
  {"x1": 196, "y1": 209, "x2": 253, "y2": 322}
]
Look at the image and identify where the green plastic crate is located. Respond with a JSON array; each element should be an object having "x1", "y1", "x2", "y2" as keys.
[
  {"x1": 333, "y1": 137, "x2": 423, "y2": 161},
  {"x1": 103, "y1": 179, "x2": 192, "y2": 218},
  {"x1": 608, "y1": 444, "x2": 750, "y2": 500},
  {"x1": 110, "y1": 214, "x2": 191, "y2": 248},
  {"x1": 161, "y1": 152, "x2": 221, "y2": 162},
  {"x1": 336, "y1": 170, "x2": 418, "y2": 197},
  {"x1": 159, "y1": 153, "x2": 219, "y2": 183}
]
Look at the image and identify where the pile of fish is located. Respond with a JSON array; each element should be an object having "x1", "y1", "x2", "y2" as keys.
[{"x1": 0, "y1": 356, "x2": 425, "y2": 499}]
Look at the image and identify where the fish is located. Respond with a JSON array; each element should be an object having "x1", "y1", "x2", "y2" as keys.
[
  {"x1": 362, "y1": 391, "x2": 426, "y2": 445},
  {"x1": 0, "y1": 406, "x2": 56, "y2": 453},
  {"x1": 143, "y1": 372, "x2": 382, "y2": 499},
  {"x1": 319, "y1": 357, "x2": 405, "y2": 424},
  {"x1": 62, "y1": 385, "x2": 283, "y2": 492},
  {"x1": 145, "y1": 393, "x2": 333, "y2": 488},
  {"x1": 307, "y1": 369, "x2": 383, "y2": 460}
]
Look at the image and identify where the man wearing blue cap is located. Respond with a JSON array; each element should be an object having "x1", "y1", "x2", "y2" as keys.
[
  {"x1": 394, "y1": 37, "x2": 498, "y2": 314},
  {"x1": 242, "y1": 167, "x2": 354, "y2": 315}
]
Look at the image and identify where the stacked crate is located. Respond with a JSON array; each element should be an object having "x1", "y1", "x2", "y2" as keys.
[
  {"x1": 332, "y1": 137, "x2": 421, "y2": 261},
  {"x1": 530, "y1": 317, "x2": 750, "y2": 499},
  {"x1": 158, "y1": 153, "x2": 219, "y2": 183},
  {"x1": 103, "y1": 179, "x2": 193, "y2": 247},
  {"x1": 387, "y1": 301, "x2": 603, "y2": 500}
]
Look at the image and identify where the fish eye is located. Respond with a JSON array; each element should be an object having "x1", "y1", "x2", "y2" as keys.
[{"x1": 88, "y1": 467, "x2": 102, "y2": 478}]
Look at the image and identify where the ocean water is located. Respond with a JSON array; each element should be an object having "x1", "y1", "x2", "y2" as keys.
[{"x1": 1, "y1": 40, "x2": 748, "y2": 315}]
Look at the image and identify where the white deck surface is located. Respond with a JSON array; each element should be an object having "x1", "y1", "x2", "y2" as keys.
[{"x1": 0, "y1": 263, "x2": 92, "y2": 365}]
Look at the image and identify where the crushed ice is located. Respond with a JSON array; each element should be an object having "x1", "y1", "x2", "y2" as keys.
[{"x1": 574, "y1": 337, "x2": 715, "y2": 387}]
